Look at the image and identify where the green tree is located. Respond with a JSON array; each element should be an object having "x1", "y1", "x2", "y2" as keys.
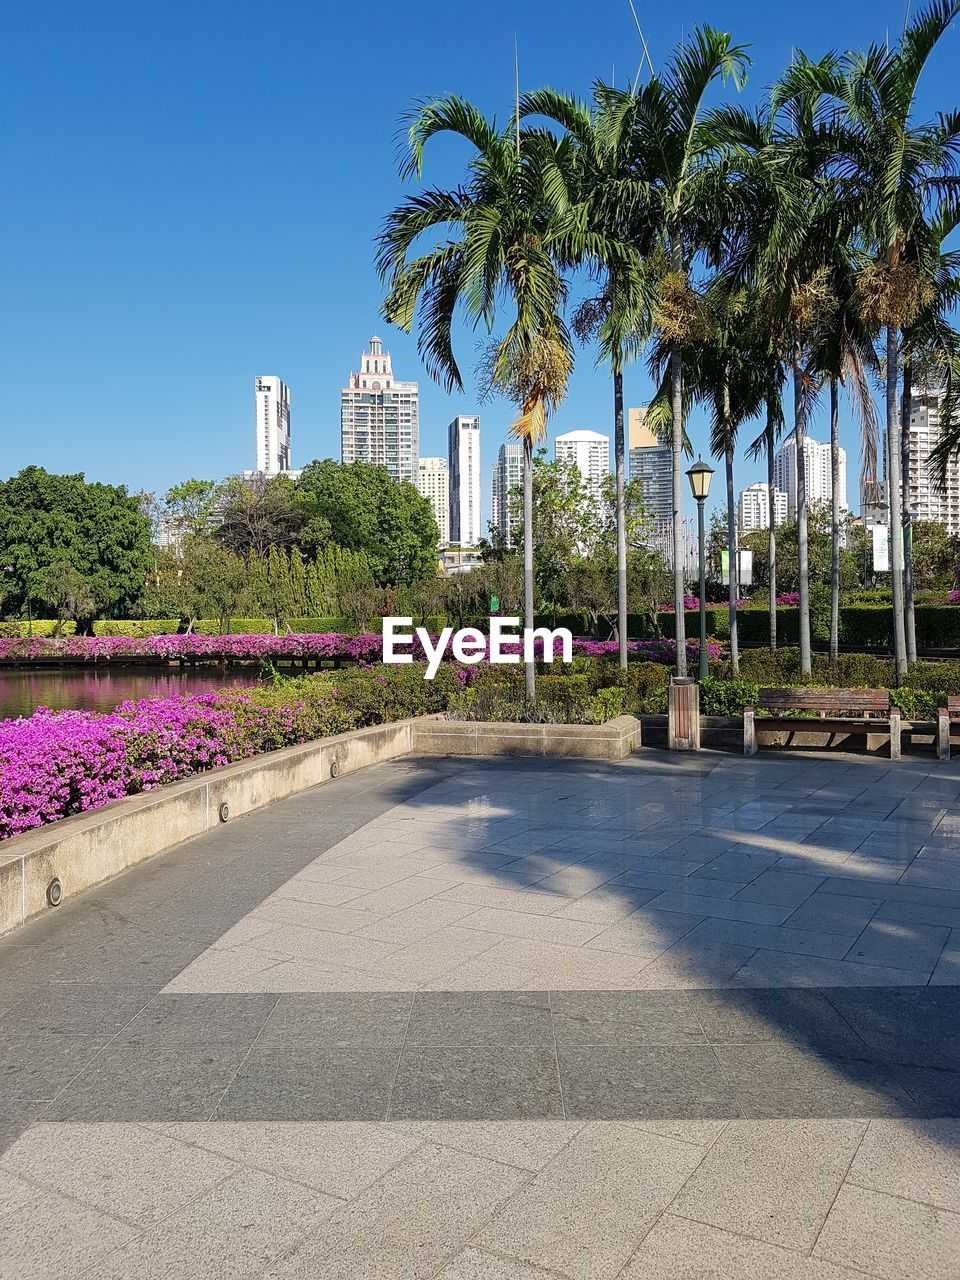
[
  {"x1": 0, "y1": 466, "x2": 152, "y2": 623},
  {"x1": 163, "y1": 478, "x2": 218, "y2": 543},
  {"x1": 296, "y1": 461, "x2": 438, "y2": 585},
  {"x1": 214, "y1": 473, "x2": 302, "y2": 558},
  {"x1": 35, "y1": 562, "x2": 96, "y2": 634},
  {"x1": 378, "y1": 96, "x2": 586, "y2": 700}
]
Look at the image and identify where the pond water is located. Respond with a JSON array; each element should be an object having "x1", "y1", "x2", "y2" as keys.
[{"x1": 0, "y1": 667, "x2": 266, "y2": 721}]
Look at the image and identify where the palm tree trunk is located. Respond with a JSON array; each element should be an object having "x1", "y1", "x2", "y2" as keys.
[
  {"x1": 723, "y1": 379, "x2": 739, "y2": 677},
  {"x1": 794, "y1": 352, "x2": 812, "y2": 677},
  {"x1": 614, "y1": 369, "x2": 628, "y2": 671},
  {"x1": 766, "y1": 402, "x2": 777, "y2": 653},
  {"x1": 886, "y1": 324, "x2": 907, "y2": 682},
  {"x1": 829, "y1": 376, "x2": 841, "y2": 666},
  {"x1": 522, "y1": 435, "x2": 536, "y2": 701},
  {"x1": 670, "y1": 342, "x2": 687, "y2": 677},
  {"x1": 901, "y1": 357, "x2": 916, "y2": 664}
]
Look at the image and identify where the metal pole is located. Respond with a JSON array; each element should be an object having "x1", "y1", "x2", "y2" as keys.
[{"x1": 697, "y1": 497, "x2": 708, "y2": 681}]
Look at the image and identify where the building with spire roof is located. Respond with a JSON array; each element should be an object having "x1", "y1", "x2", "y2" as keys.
[{"x1": 340, "y1": 336, "x2": 419, "y2": 484}]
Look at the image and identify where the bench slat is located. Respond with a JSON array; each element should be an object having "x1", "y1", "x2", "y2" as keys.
[{"x1": 758, "y1": 688, "x2": 889, "y2": 713}]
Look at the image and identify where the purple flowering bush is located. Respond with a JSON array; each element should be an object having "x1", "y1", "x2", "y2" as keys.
[{"x1": 0, "y1": 633, "x2": 384, "y2": 664}]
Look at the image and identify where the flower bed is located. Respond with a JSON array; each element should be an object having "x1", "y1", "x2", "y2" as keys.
[{"x1": 0, "y1": 632, "x2": 719, "y2": 667}]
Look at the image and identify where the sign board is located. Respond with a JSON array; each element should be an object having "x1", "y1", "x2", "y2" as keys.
[
  {"x1": 872, "y1": 525, "x2": 889, "y2": 572},
  {"x1": 721, "y1": 550, "x2": 753, "y2": 586}
]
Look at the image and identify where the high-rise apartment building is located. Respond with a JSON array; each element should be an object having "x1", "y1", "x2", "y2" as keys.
[
  {"x1": 738, "y1": 482, "x2": 788, "y2": 532},
  {"x1": 448, "y1": 415, "x2": 481, "y2": 546},
  {"x1": 416, "y1": 457, "x2": 450, "y2": 547},
  {"x1": 627, "y1": 406, "x2": 672, "y2": 524},
  {"x1": 492, "y1": 442, "x2": 523, "y2": 546},
  {"x1": 254, "y1": 376, "x2": 292, "y2": 474},
  {"x1": 555, "y1": 430, "x2": 610, "y2": 499},
  {"x1": 774, "y1": 433, "x2": 847, "y2": 518},
  {"x1": 340, "y1": 337, "x2": 419, "y2": 484},
  {"x1": 904, "y1": 390, "x2": 960, "y2": 533}
]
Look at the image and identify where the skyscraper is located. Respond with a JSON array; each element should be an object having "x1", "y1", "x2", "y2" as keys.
[
  {"x1": 492, "y1": 442, "x2": 523, "y2": 546},
  {"x1": 555, "y1": 430, "x2": 610, "y2": 498},
  {"x1": 448, "y1": 415, "x2": 481, "y2": 546},
  {"x1": 627, "y1": 406, "x2": 672, "y2": 524},
  {"x1": 254, "y1": 376, "x2": 292, "y2": 474},
  {"x1": 774, "y1": 433, "x2": 847, "y2": 518},
  {"x1": 904, "y1": 390, "x2": 960, "y2": 533},
  {"x1": 738, "y1": 482, "x2": 788, "y2": 532},
  {"x1": 416, "y1": 457, "x2": 450, "y2": 547},
  {"x1": 340, "y1": 337, "x2": 419, "y2": 484}
]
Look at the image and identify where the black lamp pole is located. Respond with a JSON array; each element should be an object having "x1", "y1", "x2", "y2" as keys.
[{"x1": 686, "y1": 457, "x2": 715, "y2": 682}]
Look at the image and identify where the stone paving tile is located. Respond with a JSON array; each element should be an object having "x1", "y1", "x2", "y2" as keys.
[
  {"x1": 846, "y1": 920, "x2": 951, "y2": 974},
  {"x1": 435, "y1": 1248, "x2": 560, "y2": 1279},
  {"x1": 621, "y1": 1214, "x2": 866, "y2": 1280},
  {"x1": 845, "y1": 1118, "x2": 960, "y2": 1212},
  {"x1": 268, "y1": 1142, "x2": 529, "y2": 1280},
  {"x1": 114, "y1": 992, "x2": 280, "y2": 1048},
  {"x1": 0, "y1": 1034, "x2": 108, "y2": 1104},
  {"x1": 824, "y1": 987, "x2": 960, "y2": 1070},
  {"x1": 475, "y1": 1123, "x2": 706, "y2": 1280},
  {"x1": 814, "y1": 1183, "x2": 960, "y2": 1280},
  {"x1": 0, "y1": 984, "x2": 153, "y2": 1039},
  {"x1": 152, "y1": 1120, "x2": 423, "y2": 1198},
  {"x1": 681, "y1": 917, "x2": 854, "y2": 960},
  {"x1": 550, "y1": 991, "x2": 706, "y2": 1046},
  {"x1": 729, "y1": 949, "x2": 931, "y2": 988},
  {"x1": 1, "y1": 1122, "x2": 238, "y2": 1224},
  {"x1": 457, "y1": 907, "x2": 605, "y2": 947},
  {"x1": 687, "y1": 988, "x2": 872, "y2": 1055},
  {"x1": 782, "y1": 891, "x2": 884, "y2": 936},
  {"x1": 392, "y1": 1120, "x2": 581, "y2": 1170},
  {"x1": 405, "y1": 992, "x2": 554, "y2": 1047},
  {"x1": 669, "y1": 1118, "x2": 867, "y2": 1250},
  {"x1": 389, "y1": 1047, "x2": 563, "y2": 1121},
  {"x1": 584, "y1": 909, "x2": 703, "y2": 958},
  {"x1": 0, "y1": 1182, "x2": 141, "y2": 1279},
  {"x1": 215, "y1": 1045, "x2": 401, "y2": 1121},
  {"x1": 92, "y1": 1166, "x2": 338, "y2": 1279},
  {"x1": 639, "y1": 889, "x2": 793, "y2": 926},
  {"x1": 257, "y1": 992, "x2": 413, "y2": 1047},
  {"x1": 558, "y1": 1045, "x2": 741, "y2": 1120},
  {"x1": 715, "y1": 1043, "x2": 919, "y2": 1119}
]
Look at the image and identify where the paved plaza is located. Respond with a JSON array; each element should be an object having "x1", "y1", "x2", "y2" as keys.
[{"x1": 1, "y1": 749, "x2": 960, "y2": 1277}]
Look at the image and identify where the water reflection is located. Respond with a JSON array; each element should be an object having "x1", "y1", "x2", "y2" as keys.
[{"x1": 0, "y1": 667, "x2": 266, "y2": 720}]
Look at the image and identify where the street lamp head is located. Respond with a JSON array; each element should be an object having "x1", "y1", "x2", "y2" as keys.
[{"x1": 686, "y1": 456, "x2": 714, "y2": 503}]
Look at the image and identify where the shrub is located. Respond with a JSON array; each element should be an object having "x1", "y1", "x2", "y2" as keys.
[
  {"x1": 193, "y1": 618, "x2": 276, "y2": 635},
  {"x1": 446, "y1": 666, "x2": 624, "y2": 724},
  {"x1": 699, "y1": 678, "x2": 760, "y2": 717},
  {"x1": 93, "y1": 620, "x2": 180, "y2": 637},
  {"x1": 0, "y1": 620, "x2": 76, "y2": 638}
]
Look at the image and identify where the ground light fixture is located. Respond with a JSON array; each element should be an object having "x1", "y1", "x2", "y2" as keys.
[{"x1": 686, "y1": 457, "x2": 715, "y2": 681}]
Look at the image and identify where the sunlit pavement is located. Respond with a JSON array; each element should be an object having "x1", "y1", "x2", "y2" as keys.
[{"x1": 2, "y1": 750, "x2": 960, "y2": 1277}]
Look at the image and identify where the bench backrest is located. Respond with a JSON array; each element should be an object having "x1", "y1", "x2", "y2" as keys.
[
  {"x1": 758, "y1": 688, "x2": 890, "y2": 716},
  {"x1": 948, "y1": 695, "x2": 960, "y2": 714}
]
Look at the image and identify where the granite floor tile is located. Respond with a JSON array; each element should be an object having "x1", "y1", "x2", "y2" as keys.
[
  {"x1": 268, "y1": 1142, "x2": 528, "y2": 1279},
  {"x1": 0, "y1": 1121, "x2": 238, "y2": 1224},
  {"x1": 729, "y1": 950, "x2": 931, "y2": 988},
  {"x1": 716, "y1": 1044, "x2": 919, "y2": 1119},
  {"x1": 845, "y1": 1118, "x2": 960, "y2": 1211},
  {"x1": 0, "y1": 984, "x2": 153, "y2": 1039},
  {"x1": 584, "y1": 909, "x2": 703, "y2": 958},
  {"x1": 669, "y1": 1118, "x2": 867, "y2": 1250},
  {"x1": 392, "y1": 1120, "x2": 581, "y2": 1170},
  {"x1": 214, "y1": 1045, "x2": 399, "y2": 1120},
  {"x1": 475, "y1": 1123, "x2": 705, "y2": 1280},
  {"x1": 0, "y1": 1034, "x2": 107, "y2": 1103},
  {"x1": 389, "y1": 1046, "x2": 563, "y2": 1120},
  {"x1": 733, "y1": 870, "x2": 826, "y2": 908},
  {"x1": 435, "y1": 1248, "x2": 561, "y2": 1279},
  {"x1": 558, "y1": 1045, "x2": 741, "y2": 1119},
  {"x1": 151, "y1": 1120, "x2": 423, "y2": 1199},
  {"x1": 814, "y1": 1183, "x2": 960, "y2": 1280},
  {"x1": 114, "y1": 993, "x2": 279, "y2": 1048},
  {"x1": 824, "y1": 987, "x2": 960, "y2": 1069},
  {"x1": 550, "y1": 990, "x2": 706, "y2": 1046},
  {"x1": 0, "y1": 1182, "x2": 141, "y2": 1279},
  {"x1": 639, "y1": 889, "x2": 793, "y2": 926},
  {"x1": 686, "y1": 989, "x2": 872, "y2": 1056},
  {"x1": 782, "y1": 892, "x2": 883, "y2": 937},
  {"x1": 621, "y1": 1213, "x2": 866, "y2": 1280},
  {"x1": 44, "y1": 1042, "x2": 247, "y2": 1121},
  {"x1": 405, "y1": 992, "x2": 554, "y2": 1047},
  {"x1": 257, "y1": 993, "x2": 413, "y2": 1048}
]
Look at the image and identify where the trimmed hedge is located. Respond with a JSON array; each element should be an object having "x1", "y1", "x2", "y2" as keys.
[
  {"x1": 93, "y1": 620, "x2": 180, "y2": 637},
  {"x1": 0, "y1": 620, "x2": 76, "y2": 638}
]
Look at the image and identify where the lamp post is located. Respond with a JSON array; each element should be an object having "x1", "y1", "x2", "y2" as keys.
[{"x1": 686, "y1": 457, "x2": 715, "y2": 681}]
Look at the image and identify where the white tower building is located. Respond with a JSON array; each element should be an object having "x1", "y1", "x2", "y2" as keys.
[
  {"x1": 904, "y1": 391, "x2": 960, "y2": 533},
  {"x1": 417, "y1": 457, "x2": 450, "y2": 547},
  {"x1": 254, "y1": 376, "x2": 292, "y2": 474},
  {"x1": 448, "y1": 415, "x2": 481, "y2": 546},
  {"x1": 555, "y1": 430, "x2": 610, "y2": 498},
  {"x1": 738, "y1": 482, "x2": 788, "y2": 532},
  {"x1": 492, "y1": 442, "x2": 523, "y2": 546},
  {"x1": 340, "y1": 337, "x2": 419, "y2": 484},
  {"x1": 774, "y1": 433, "x2": 847, "y2": 518}
]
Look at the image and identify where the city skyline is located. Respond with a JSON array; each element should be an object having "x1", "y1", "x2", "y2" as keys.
[{"x1": 3, "y1": 1, "x2": 937, "y2": 529}]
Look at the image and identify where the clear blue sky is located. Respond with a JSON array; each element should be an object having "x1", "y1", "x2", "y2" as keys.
[{"x1": 2, "y1": 1, "x2": 957, "y2": 524}]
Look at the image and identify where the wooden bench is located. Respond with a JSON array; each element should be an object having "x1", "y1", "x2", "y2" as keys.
[
  {"x1": 936, "y1": 695, "x2": 960, "y2": 760},
  {"x1": 744, "y1": 688, "x2": 901, "y2": 760}
]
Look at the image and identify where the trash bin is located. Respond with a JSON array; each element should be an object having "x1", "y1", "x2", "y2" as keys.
[{"x1": 668, "y1": 677, "x2": 700, "y2": 751}]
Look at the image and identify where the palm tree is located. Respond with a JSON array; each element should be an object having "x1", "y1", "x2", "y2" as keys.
[
  {"x1": 519, "y1": 87, "x2": 651, "y2": 672},
  {"x1": 377, "y1": 97, "x2": 583, "y2": 701},
  {"x1": 619, "y1": 27, "x2": 751, "y2": 675},
  {"x1": 781, "y1": 1, "x2": 960, "y2": 679}
]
